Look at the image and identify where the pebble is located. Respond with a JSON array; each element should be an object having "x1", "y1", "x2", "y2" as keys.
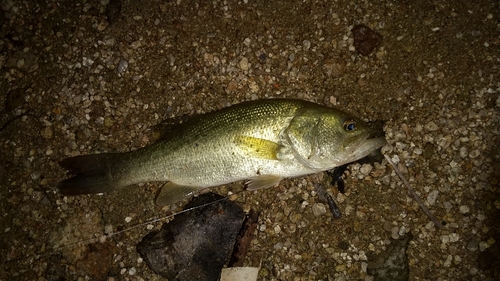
[
  {"x1": 117, "y1": 60, "x2": 128, "y2": 73},
  {"x1": 40, "y1": 127, "x2": 53, "y2": 139},
  {"x1": 274, "y1": 224, "x2": 281, "y2": 234},
  {"x1": 444, "y1": 255, "x2": 453, "y2": 267},
  {"x1": 441, "y1": 233, "x2": 460, "y2": 244},
  {"x1": 359, "y1": 164, "x2": 373, "y2": 175},
  {"x1": 459, "y1": 147, "x2": 468, "y2": 158},
  {"x1": 459, "y1": 205, "x2": 470, "y2": 214},
  {"x1": 466, "y1": 237, "x2": 480, "y2": 251},
  {"x1": 424, "y1": 121, "x2": 439, "y2": 132},
  {"x1": 302, "y1": 40, "x2": 311, "y2": 51},
  {"x1": 335, "y1": 264, "x2": 346, "y2": 272},
  {"x1": 97, "y1": 21, "x2": 108, "y2": 31},
  {"x1": 30, "y1": 171, "x2": 41, "y2": 180},
  {"x1": 131, "y1": 40, "x2": 142, "y2": 49},
  {"x1": 352, "y1": 24, "x2": 383, "y2": 56},
  {"x1": 104, "y1": 225, "x2": 113, "y2": 234},
  {"x1": 311, "y1": 203, "x2": 327, "y2": 217},
  {"x1": 479, "y1": 241, "x2": 491, "y2": 251},
  {"x1": 426, "y1": 190, "x2": 439, "y2": 205},
  {"x1": 391, "y1": 226, "x2": 400, "y2": 239},
  {"x1": 239, "y1": 57, "x2": 249, "y2": 71}
]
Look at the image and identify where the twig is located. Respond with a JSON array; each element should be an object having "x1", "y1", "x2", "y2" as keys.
[
  {"x1": 314, "y1": 183, "x2": 342, "y2": 219},
  {"x1": 384, "y1": 154, "x2": 444, "y2": 229}
]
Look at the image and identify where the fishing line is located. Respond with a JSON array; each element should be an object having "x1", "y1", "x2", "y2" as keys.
[
  {"x1": 103, "y1": 189, "x2": 247, "y2": 240},
  {"x1": 2, "y1": 189, "x2": 248, "y2": 265}
]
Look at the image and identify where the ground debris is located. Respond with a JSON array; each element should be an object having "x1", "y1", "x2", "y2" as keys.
[
  {"x1": 228, "y1": 209, "x2": 260, "y2": 267},
  {"x1": 136, "y1": 193, "x2": 246, "y2": 280},
  {"x1": 352, "y1": 24, "x2": 383, "y2": 56},
  {"x1": 367, "y1": 232, "x2": 413, "y2": 281}
]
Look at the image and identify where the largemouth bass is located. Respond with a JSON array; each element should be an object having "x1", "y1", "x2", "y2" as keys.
[{"x1": 58, "y1": 99, "x2": 385, "y2": 206}]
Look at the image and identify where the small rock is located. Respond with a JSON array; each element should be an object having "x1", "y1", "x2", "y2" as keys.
[
  {"x1": 443, "y1": 255, "x2": 453, "y2": 267},
  {"x1": 40, "y1": 127, "x2": 53, "y2": 139},
  {"x1": 479, "y1": 241, "x2": 491, "y2": 251},
  {"x1": 459, "y1": 147, "x2": 468, "y2": 158},
  {"x1": 423, "y1": 143, "x2": 435, "y2": 158},
  {"x1": 469, "y1": 149, "x2": 480, "y2": 159},
  {"x1": 426, "y1": 190, "x2": 439, "y2": 205},
  {"x1": 130, "y1": 40, "x2": 142, "y2": 49},
  {"x1": 239, "y1": 57, "x2": 249, "y2": 71},
  {"x1": 322, "y1": 58, "x2": 346, "y2": 77},
  {"x1": 302, "y1": 39, "x2": 311, "y2": 51},
  {"x1": 97, "y1": 21, "x2": 108, "y2": 31},
  {"x1": 274, "y1": 225, "x2": 281, "y2": 234},
  {"x1": 441, "y1": 234, "x2": 450, "y2": 244},
  {"x1": 117, "y1": 59, "x2": 128, "y2": 73},
  {"x1": 249, "y1": 81, "x2": 259, "y2": 93},
  {"x1": 368, "y1": 232, "x2": 412, "y2": 281},
  {"x1": 311, "y1": 203, "x2": 327, "y2": 217},
  {"x1": 459, "y1": 205, "x2": 470, "y2": 214},
  {"x1": 466, "y1": 237, "x2": 480, "y2": 252},
  {"x1": 137, "y1": 193, "x2": 245, "y2": 280},
  {"x1": 104, "y1": 225, "x2": 113, "y2": 234},
  {"x1": 447, "y1": 233, "x2": 460, "y2": 242},
  {"x1": 359, "y1": 164, "x2": 373, "y2": 175},
  {"x1": 391, "y1": 227, "x2": 399, "y2": 239},
  {"x1": 329, "y1": 95, "x2": 337, "y2": 105},
  {"x1": 104, "y1": 116, "x2": 114, "y2": 127},
  {"x1": 335, "y1": 264, "x2": 346, "y2": 272},
  {"x1": 352, "y1": 24, "x2": 383, "y2": 56},
  {"x1": 5, "y1": 88, "x2": 27, "y2": 112},
  {"x1": 424, "y1": 121, "x2": 439, "y2": 132}
]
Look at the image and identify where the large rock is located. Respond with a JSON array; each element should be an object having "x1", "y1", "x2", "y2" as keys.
[{"x1": 137, "y1": 193, "x2": 246, "y2": 280}]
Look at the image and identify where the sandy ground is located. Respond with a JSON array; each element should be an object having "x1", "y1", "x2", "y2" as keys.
[{"x1": 1, "y1": 0, "x2": 499, "y2": 280}]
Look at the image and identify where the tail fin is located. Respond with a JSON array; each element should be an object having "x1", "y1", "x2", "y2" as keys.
[{"x1": 57, "y1": 153, "x2": 122, "y2": 196}]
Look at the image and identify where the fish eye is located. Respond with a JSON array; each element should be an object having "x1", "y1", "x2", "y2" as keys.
[{"x1": 343, "y1": 119, "x2": 356, "y2": 131}]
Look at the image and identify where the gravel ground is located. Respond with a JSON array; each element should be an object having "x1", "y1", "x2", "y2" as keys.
[{"x1": 1, "y1": 0, "x2": 499, "y2": 280}]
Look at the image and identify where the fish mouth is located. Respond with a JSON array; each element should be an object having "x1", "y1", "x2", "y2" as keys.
[
  {"x1": 341, "y1": 128, "x2": 386, "y2": 166},
  {"x1": 352, "y1": 136, "x2": 385, "y2": 161}
]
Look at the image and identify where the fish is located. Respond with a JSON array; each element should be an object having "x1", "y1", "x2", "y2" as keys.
[{"x1": 57, "y1": 99, "x2": 386, "y2": 206}]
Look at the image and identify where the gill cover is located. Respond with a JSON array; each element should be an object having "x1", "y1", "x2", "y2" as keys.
[{"x1": 283, "y1": 114, "x2": 323, "y2": 170}]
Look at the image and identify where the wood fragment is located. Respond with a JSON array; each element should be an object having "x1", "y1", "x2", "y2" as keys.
[
  {"x1": 314, "y1": 183, "x2": 342, "y2": 219},
  {"x1": 384, "y1": 154, "x2": 444, "y2": 229},
  {"x1": 228, "y1": 209, "x2": 260, "y2": 267}
]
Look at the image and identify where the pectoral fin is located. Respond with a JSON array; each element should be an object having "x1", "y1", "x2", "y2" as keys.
[
  {"x1": 245, "y1": 175, "x2": 282, "y2": 190},
  {"x1": 155, "y1": 182, "x2": 200, "y2": 206},
  {"x1": 234, "y1": 135, "x2": 281, "y2": 160}
]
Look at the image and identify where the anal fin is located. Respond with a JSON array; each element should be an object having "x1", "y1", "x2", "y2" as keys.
[
  {"x1": 245, "y1": 175, "x2": 282, "y2": 191},
  {"x1": 155, "y1": 182, "x2": 200, "y2": 206}
]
